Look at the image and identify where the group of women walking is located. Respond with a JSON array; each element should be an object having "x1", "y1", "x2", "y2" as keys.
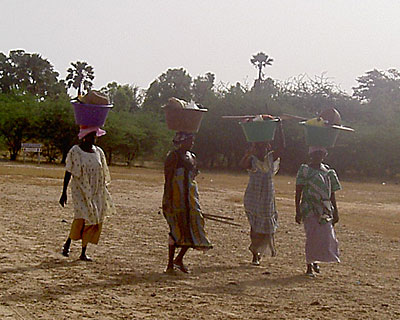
[{"x1": 59, "y1": 121, "x2": 341, "y2": 277}]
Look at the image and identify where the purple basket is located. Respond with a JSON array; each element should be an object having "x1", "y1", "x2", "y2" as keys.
[{"x1": 71, "y1": 102, "x2": 113, "y2": 126}]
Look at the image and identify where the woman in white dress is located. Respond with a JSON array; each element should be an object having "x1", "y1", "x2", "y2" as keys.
[{"x1": 59, "y1": 126, "x2": 115, "y2": 261}]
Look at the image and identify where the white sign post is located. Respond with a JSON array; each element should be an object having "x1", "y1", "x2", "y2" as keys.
[{"x1": 21, "y1": 143, "x2": 42, "y2": 164}]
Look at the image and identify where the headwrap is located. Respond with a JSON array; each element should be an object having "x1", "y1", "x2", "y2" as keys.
[
  {"x1": 308, "y1": 146, "x2": 328, "y2": 155},
  {"x1": 172, "y1": 131, "x2": 194, "y2": 147},
  {"x1": 78, "y1": 126, "x2": 106, "y2": 140}
]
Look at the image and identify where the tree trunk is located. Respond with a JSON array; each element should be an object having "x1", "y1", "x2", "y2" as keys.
[
  {"x1": 61, "y1": 150, "x2": 68, "y2": 164},
  {"x1": 10, "y1": 152, "x2": 17, "y2": 161},
  {"x1": 258, "y1": 65, "x2": 262, "y2": 81},
  {"x1": 107, "y1": 149, "x2": 112, "y2": 165}
]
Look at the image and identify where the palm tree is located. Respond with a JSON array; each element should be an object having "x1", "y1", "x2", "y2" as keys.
[
  {"x1": 66, "y1": 61, "x2": 95, "y2": 96},
  {"x1": 250, "y1": 52, "x2": 274, "y2": 81}
]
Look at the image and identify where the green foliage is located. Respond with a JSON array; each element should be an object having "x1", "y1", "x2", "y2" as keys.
[
  {"x1": 0, "y1": 50, "x2": 64, "y2": 98},
  {"x1": 192, "y1": 73, "x2": 216, "y2": 104},
  {"x1": 35, "y1": 95, "x2": 78, "y2": 163},
  {"x1": 98, "y1": 111, "x2": 171, "y2": 165},
  {"x1": 101, "y1": 82, "x2": 143, "y2": 112},
  {"x1": 353, "y1": 69, "x2": 400, "y2": 103},
  {"x1": 66, "y1": 61, "x2": 95, "y2": 96},
  {"x1": 142, "y1": 68, "x2": 192, "y2": 113},
  {"x1": 0, "y1": 92, "x2": 39, "y2": 160},
  {"x1": 1, "y1": 48, "x2": 400, "y2": 179},
  {"x1": 250, "y1": 52, "x2": 274, "y2": 81}
]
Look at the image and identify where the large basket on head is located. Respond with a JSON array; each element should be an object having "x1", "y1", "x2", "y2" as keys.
[
  {"x1": 240, "y1": 119, "x2": 279, "y2": 142},
  {"x1": 301, "y1": 123, "x2": 339, "y2": 147},
  {"x1": 163, "y1": 105, "x2": 207, "y2": 133},
  {"x1": 72, "y1": 102, "x2": 113, "y2": 127}
]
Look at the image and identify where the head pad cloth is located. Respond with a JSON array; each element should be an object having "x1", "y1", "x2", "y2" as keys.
[
  {"x1": 78, "y1": 126, "x2": 106, "y2": 140},
  {"x1": 173, "y1": 131, "x2": 194, "y2": 147},
  {"x1": 308, "y1": 146, "x2": 328, "y2": 155}
]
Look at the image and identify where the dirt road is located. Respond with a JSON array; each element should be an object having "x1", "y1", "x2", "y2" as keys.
[{"x1": 0, "y1": 162, "x2": 399, "y2": 319}]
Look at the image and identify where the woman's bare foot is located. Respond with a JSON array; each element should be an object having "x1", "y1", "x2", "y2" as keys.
[
  {"x1": 164, "y1": 266, "x2": 175, "y2": 274},
  {"x1": 62, "y1": 245, "x2": 70, "y2": 257},
  {"x1": 79, "y1": 255, "x2": 93, "y2": 262},
  {"x1": 251, "y1": 253, "x2": 261, "y2": 266},
  {"x1": 312, "y1": 263, "x2": 320, "y2": 273},
  {"x1": 173, "y1": 260, "x2": 189, "y2": 273},
  {"x1": 62, "y1": 238, "x2": 71, "y2": 257},
  {"x1": 306, "y1": 264, "x2": 315, "y2": 277}
]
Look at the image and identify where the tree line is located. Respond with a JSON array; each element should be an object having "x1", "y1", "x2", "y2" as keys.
[{"x1": 1, "y1": 49, "x2": 400, "y2": 178}]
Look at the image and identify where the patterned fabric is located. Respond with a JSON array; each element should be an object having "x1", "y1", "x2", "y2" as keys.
[
  {"x1": 78, "y1": 126, "x2": 106, "y2": 139},
  {"x1": 296, "y1": 163, "x2": 341, "y2": 264},
  {"x1": 162, "y1": 150, "x2": 212, "y2": 249},
  {"x1": 69, "y1": 219, "x2": 103, "y2": 246},
  {"x1": 304, "y1": 213, "x2": 340, "y2": 264},
  {"x1": 65, "y1": 145, "x2": 115, "y2": 225},
  {"x1": 308, "y1": 146, "x2": 328, "y2": 155},
  {"x1": 172, "y1": 132, "x2": 194, "y2": 147},
  {"x1": 244, "y1": 153, "x2": 278, "y2": 234},
  {"x1": 249, "y1": 228, "x2": 274, "y2": 256},
  {"x1": 296, "y1": 164, "x2": 341, "y2": 223}
]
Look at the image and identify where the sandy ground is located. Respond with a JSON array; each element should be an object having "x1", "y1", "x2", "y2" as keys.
[{"x1": 0, "y1": 161, "x2": 399, "y2": 320}]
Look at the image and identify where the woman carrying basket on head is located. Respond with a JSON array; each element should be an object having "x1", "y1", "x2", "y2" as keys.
[
  {"x1": 240, "y1": 120, "x2": 285, "y2": 266},
  {"x1": 162, "y1": 132, "x2": 212, "y2": 274},
  {"x1": 295, "y1": 146, "x2": 341, "y2": 276},
  {"x1": 59, "y1": 126, "x2": 115, "y2": 261}
]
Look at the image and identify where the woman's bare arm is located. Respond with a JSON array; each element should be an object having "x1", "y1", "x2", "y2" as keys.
[
  {"x1": 239, "y1": 146, "x2": 255, "y2": 170},
  {"x1": 59, "y1": 171, "x2": 71, "y2": 207},
  {"x1": 330, "y1": 192, "x2": 339, "y2": 225},
  {"x1": 162, "y1": 152, "x2": 177, "y2": 213},
  {"x1": 295, "y1": 184, "x2": 304, "y2": 224}
]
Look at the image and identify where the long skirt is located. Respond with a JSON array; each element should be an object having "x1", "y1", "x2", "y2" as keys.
[
  {"x1": 164, "y1": 168, "x2": 212, "y2": 250},
  {"x1": 69, "y1": 219, "x2": 103, "y2": 247},
  {"x1": 303, "y1": 213, "x2": 340, "y2": 264},
  {"x1": 249, "y1": 227, "x2": 275, "y2": 256}
]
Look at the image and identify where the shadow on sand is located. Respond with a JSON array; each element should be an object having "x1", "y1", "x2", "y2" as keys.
[{"x1": 0, "y1": 257, "x2": 311, "y2": 303}]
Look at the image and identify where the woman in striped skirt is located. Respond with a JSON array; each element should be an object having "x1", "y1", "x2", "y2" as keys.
[{"x1": 162, "y1": 132, "x2": 212, "y2": 273}]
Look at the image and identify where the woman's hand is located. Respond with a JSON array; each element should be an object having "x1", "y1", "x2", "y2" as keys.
[
  {"x1": 245, "y1": 145, "x2": 256, "y2": 157},
  {"x1": 240, "y1": 145, "x2": 255, "y2": 169},
  {"x1": 295, "y1": 185, "x2": 304, "y2": 224},
  {"x1": 162, "y1": 203, "x2": 172, "y2": 215},
  {"x1": 59, "y1": 192, "x2": 67, "y2": 207},
  {"x1": 60, "y1": 171, "x2": 71, "y2": 207},
  {"x1": 295, "y1": 211, "x2": 303, "y2": 224},
  {"x1": 332, "y1": 208, "x2": 339, "y2": 225}
]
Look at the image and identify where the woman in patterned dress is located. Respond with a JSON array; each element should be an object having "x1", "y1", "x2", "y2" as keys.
[
  {"x1": 240, "y1": 122, "x2": 284, "y2": 266},
  {"x1": 59, "y1": 127, "x2": 115, "y2": 261},
  {"x1": 162, "y1": 132, "x2": 212, "y2": 273},
  {"x1": 295, "y1": 146, "x2": 341, "y2": 276}
]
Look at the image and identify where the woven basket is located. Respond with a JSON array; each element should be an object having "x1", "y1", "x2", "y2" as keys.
[{"x1": 163, "y1": 106, "x2": 207, "y2": 133}]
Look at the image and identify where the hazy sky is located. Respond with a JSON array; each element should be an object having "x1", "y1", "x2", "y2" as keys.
[{"x1": 2, "y1": 0, "x2": 399, "y2": 94}]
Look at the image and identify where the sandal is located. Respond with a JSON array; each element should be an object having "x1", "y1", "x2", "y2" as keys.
[{"x1": 312, "y1": 263, "x2": 320, "y2": 273}]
